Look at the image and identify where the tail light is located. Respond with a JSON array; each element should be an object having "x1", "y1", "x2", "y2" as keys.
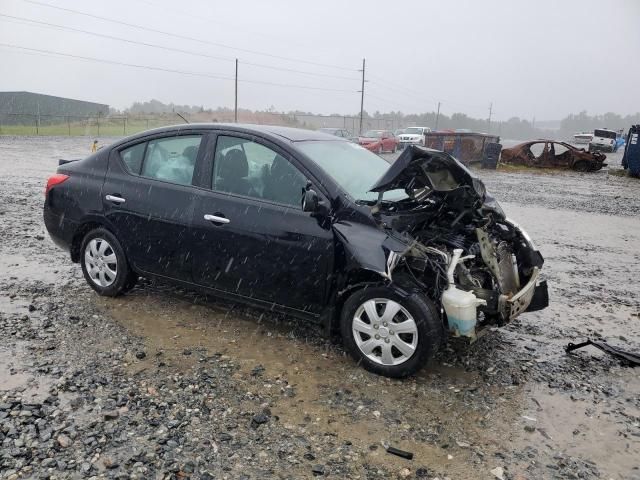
[{"x1": 45, "y1": 174, "x2": 69, "y2": 196}]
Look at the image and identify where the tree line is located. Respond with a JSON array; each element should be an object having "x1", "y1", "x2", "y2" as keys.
[{"x1": 121, "y1": 100, "x2": 640, "y2": 141}]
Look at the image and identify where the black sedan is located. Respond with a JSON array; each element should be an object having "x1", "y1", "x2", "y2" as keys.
[{"x1": 44, "y1": 124, "x2": 547, "y2": 377}]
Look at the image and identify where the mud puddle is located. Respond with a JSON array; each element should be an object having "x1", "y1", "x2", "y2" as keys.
[
  {"x1": 511, "y1": 381, "x2": 640, "y2": 479},
  {"x1": 0, "y1": 252, "x2": 70, "y2": 285},
  {"x1": 97, "y1": 286, "x2": 524, "y2": 478},
  {"x1": 0, "y1": 343, "x2": 57, "y2": 404}
]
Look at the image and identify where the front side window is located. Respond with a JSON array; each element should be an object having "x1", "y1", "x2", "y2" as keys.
[
  {"x1": 140, "y1": 135, "x2": 202, "y2": 185},
  {"x1": 212, "y1": 136, "x2": 306, "y2": 207}
]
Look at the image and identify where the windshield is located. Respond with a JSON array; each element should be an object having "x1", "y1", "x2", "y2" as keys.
[
  {"x1": 405, "y1": 127, "x2": 423, "y2": 134},
  {"x1": 362, "y1": 130, "x2": 383, "y2": 138},
  {"x1": 296, "y1": 140, "x2": 405, "y2": 202},
  {"x1": 594, "y1": 129, "x2": 616, "y2": 139}
]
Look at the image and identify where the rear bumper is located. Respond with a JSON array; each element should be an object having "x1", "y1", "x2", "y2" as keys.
[{"x1": 43, "y1": 205, "x2": 77, "y2": 253}]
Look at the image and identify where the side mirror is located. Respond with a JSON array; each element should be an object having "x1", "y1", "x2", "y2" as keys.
[{"x1": 302, "y1": 188, "x2": 319, "y2": 212}]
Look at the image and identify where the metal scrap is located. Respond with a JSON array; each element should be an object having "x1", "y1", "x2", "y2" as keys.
[
  {"x1": 565, "y1": 339, "x2": 640, "y2": 366},
  {"x1": 381, "y1": 441, "x2": 414, "y2": 460}
]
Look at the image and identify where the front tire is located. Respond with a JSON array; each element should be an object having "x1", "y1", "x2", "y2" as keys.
[
  {"x1": 340, "y1": 286, "x2": 443, "y2": 378},
  {"x1": 573, "y1": 160, "x2": 590, "y2": 172},
  {"x1": 80, "y1": 228, "x2": 138, "y2": 296}
]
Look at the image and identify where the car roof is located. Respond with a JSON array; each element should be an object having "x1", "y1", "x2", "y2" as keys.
[{"x1": 112, "y1": 123, "x2": 341, "y2": 147}]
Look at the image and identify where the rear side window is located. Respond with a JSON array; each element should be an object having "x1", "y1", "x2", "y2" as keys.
[
  {"x1": 120, "y1": 143, "x2": 146, "y2": 174},
  {"x1": 142, "y1": 135, "x2": 202, "y2": 185}
]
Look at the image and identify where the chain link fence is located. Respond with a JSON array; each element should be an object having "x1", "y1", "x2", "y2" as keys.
[{"x1": 0, "y1": 112, "x2": 400, "y2": 137}]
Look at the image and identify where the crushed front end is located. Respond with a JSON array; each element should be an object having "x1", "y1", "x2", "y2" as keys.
[{"x1": 366, "y1": 146, "x2": 549, "y2": 339}]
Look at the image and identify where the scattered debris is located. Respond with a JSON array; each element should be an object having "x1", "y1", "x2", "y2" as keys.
[
  {"x1": 490, "y1": 466, "x2": 505, "y2": 479},
  {"x1": 382, "y1": 442, "x2": 414, "y2": 460},
  {"x1": 566, "y1": 339, "x2": 640, "y2": 366}
]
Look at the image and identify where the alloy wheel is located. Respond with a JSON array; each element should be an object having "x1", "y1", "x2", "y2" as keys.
[
  {"x1": 84, "y1": 238, "x2": 118, "y2": 287},
  {"x1": 352, "y1": 298, "x2": 418, "y2": 366}
]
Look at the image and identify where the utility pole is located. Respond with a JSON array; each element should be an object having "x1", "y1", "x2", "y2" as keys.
[
  {"x1": 358, "y1": 58, "x2": 365, "y2": 135},
  {"x1": 487, "y1": 102, "x2": 493, "y2": 134},
  {"x1": 435, "y1": 101, "x2": 441, "y2": 130},
  {"x1": 234, "y1": 58, "x2": 238, "y2": 123}
]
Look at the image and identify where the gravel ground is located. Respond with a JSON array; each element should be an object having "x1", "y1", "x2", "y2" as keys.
[{"x1": 1, "y1": 136, "x2": 639, "y2": 480}]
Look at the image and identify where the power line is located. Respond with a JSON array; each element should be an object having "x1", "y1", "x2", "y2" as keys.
[
  {"x1": 368, "y1": 74, "x2": 489, "y2": 111},
  {"x1": 0, "y1": 14, "x2": 360, "y2": 81},
  {"x1": 131, "y1": 0, "x2": 318, "y2": 50},
  {"x1": 0, "y1": 43, "x2": 357, "y2": 93},
  {"x1": 22, "y1": 0, "x2": 357, "y2": 72}
]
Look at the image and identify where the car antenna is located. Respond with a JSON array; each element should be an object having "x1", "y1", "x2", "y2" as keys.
[{"x1": 176, "y1": 113, "x2": 189, "y2": 124}]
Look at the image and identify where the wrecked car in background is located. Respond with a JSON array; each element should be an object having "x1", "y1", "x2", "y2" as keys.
[
  {"x1": 500, "y1": 140, "x2": 606, "y2": 171},
  {"x1": 43, "y1": 125, "x2": 548, "y2": 378},
  {"x1": 424, "y1": 131, "x2": 501, "y2": 165}
]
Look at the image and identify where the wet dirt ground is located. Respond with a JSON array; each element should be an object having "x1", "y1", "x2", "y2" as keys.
[{"x1": 1, "y1": 136, "x2": 639, "y2": 479}]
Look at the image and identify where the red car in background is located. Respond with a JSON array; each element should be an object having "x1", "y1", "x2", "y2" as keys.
[{"x1": 358, "y1": 130, "x2": 398, "y2": 154}]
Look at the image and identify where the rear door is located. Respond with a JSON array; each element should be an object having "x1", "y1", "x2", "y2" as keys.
[
  {"x1": 102, "y1": 131, "x2": 208, "y2": 280},
  {"x1": 190, "y1": 132, "x2": 334, "y2": 314}
]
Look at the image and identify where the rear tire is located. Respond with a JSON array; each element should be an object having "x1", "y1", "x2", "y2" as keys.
[
  {"x1": 340, "y1": 286, "x2": 443, "y2": 378},
  {"x1": 80, "y1": 228, "x2": 138, "y2": 297}
]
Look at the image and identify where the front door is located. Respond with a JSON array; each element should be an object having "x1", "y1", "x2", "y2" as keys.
[
  {"x1": 190, "y1": 133, "x2": 334, "y2": 314},
  {"x1": 102, "y1": 132, "x2": 206, "y2": 280}
]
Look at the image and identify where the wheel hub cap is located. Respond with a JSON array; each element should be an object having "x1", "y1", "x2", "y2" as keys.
[
  {"x1": 351, "y1": 298, "x2": 418, "y2": 366},
  {"x1": 84, "y1": 238, "x2": 117, "y2": 288}
]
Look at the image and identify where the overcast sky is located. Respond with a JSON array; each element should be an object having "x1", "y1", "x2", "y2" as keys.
[{"x1": 1, "y1": 0, "x2": 638, "y2": 120}]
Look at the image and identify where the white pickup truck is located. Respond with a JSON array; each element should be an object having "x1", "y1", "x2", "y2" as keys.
[
  {"x1": 397, "y1": 126, "x2": 431, "y2": 149},
  {"x1": 589, "y1": 129, "x2": 618, "y2": 153}
]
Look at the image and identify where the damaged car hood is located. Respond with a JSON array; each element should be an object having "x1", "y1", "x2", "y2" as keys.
[{"x1": 370, "y1": 145, "x2": 481, "y2": 195}]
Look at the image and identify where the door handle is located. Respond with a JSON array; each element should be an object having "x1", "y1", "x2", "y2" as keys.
[
  {"x1": 204, "y1": 214, "x2": 230, "y2": 224},
  {"x1": 105, "y1": 194, "x2": 126, "y2": 204}
]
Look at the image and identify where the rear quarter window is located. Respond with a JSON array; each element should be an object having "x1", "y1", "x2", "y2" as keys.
[{"x1": 119, "y1": 142, "x2": 146, "y2": 174}]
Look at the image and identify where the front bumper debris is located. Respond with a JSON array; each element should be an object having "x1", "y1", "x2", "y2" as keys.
[{"x1": 503, "y1": 267, "x2": 546, "y2": 319}]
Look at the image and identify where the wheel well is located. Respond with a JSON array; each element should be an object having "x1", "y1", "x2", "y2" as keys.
[
  {"x1": 329, "y1": 270, "x2": 388, "y2": 333},
  {"x1": 70, "y1": 221, "x2": 103, "y2": 263}
]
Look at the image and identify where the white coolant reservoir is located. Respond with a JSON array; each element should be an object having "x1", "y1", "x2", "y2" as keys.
[{"x1": 441, "y1": 249, "x2": 487, "y2": 338}]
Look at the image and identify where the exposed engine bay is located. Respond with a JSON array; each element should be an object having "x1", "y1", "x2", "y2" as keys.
[{"x1": 363, "y1": 146, "x2": 548, "y2": 338}]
